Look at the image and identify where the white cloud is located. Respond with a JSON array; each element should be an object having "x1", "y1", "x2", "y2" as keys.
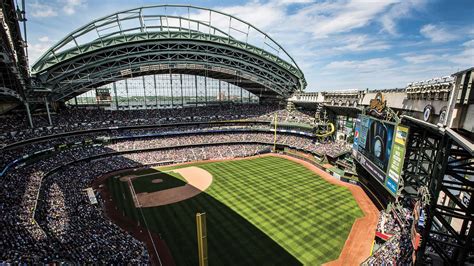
[
  {"x1": 29, "y1": 0, "x2": 85, "y2": 18},
  {"x1": 462, "y1": 39, "x2": 474, "y2": 48},
  {"x1": 62, "y1": 0, "x2": 85, "y2": 15},
  {"x1": 30, "y1": 2, "x2": 58, "y2": 18},
  {"x1": 380, "y1": 0, "x2": 426, "y2": 35},
  {"x1": 312, "y1": 0, "x2": 396, "y2": 37},
  {"x1": 311, "y1": 63, "x2": 457, "y2": 90},
  {"x1": 218, "y1": 2, "x2": 285, "y2": 30},
  {"x1": 279, "y1": 0, "x2": 397, "y2": 38},
  {"x1": 204, "y1": 0, "x2": 400, "y2": 81},
  {"x1": 311, "y1": 59, "x2": 465, "y2": 91},
  {"x1": 28, "y1": 36, "x2": 56, "y2": 64},
  {"x1": 324, "y1": 57, "x2": 396, "y2": 73},
  {"x1": 29, "y1": 42, "x2": 52, "y2": 64},
  {"x1": 402, "y1": 54, "x2": 440, "y2": 64},
  {"x1": 400, "y1": 40, "x2": 473, "y2": 67},
  {"x1": 214, "y1": 0, "x2": 397, "y2": 39},
  {"x1": 449, "y1": 47, "x2": 474, "y2": 66},
  {"x1": 275, "y1": 0, "x2": 313, "y2": 5},
  {"x1": 38, "y1": 36, "x2": 50, "y2": 42},
  {"x1": 333, "y1": 34, "x2": 390, "y2": 52},
  {"x1": 420, "y1": 24, "x2": 458, "y2": 43},
  {"x1": 207, "y1": 0, "x2": 466, "y2": 90}
]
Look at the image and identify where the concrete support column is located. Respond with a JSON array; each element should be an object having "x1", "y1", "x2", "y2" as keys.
[
  {"x1": 142, "y1": 76, "x2": 147, "y2": 109},
  {"x1": 204, "y1": 76, "x2": 208, "y2": 104},
  {"x1": 445, "y1": 77, "x2": 460, "y2": 127},
  {"x1": 153, "y1": 74, "x2": 158, "y2": 108},
  {"x1": 195, "y1": 75, "x2": 198, "y2": 106},
  {"x1": 125, "y1": 79, "x2": 130, "y2": 110},
  {"x1": 25, "y1": 102, "x2": 33, "y2": 128},
  {"x1": 170, "y1": 73, "x2": 174, "y2": 107},
  {"x1": 180, "y1": 74, "x2": 184, "y2": 106},
  {"x1": 44, "y1": 98, "x2": 52, "y2": 126},
  {"x1": 218, "y1": 81, "x2": 222, "y2": 101},
  {"x1": 113, "y1": 82, "x2": 119, "y2": 110}
]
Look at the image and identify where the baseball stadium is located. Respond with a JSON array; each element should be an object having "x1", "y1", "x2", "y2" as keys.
[{"x1": 1, "y1": 1, "x2": 473, "y2": 265}]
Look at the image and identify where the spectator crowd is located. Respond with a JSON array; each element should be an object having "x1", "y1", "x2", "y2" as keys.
[
  {"x1": 1, "y1": 104, "x2": 318, "y2": 144},
  {"x1": 1, "y1": 138, "x2": 272, "y2": 263},
  {"x1": 1, "y1": 127, "x2": 352, "y2": 172},
  {"x1": 1, "y1": 104, "x2": 355, "y2": 264},
  {"x1": 364, "y1": 207, "x2": 414, "y2": 265}
]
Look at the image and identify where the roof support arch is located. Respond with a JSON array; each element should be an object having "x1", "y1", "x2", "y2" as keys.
[{"x1": 31, "y1": 5, "x2": 306, "y2": 102}]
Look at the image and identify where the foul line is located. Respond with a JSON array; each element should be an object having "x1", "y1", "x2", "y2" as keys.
[{"x1": 129, "y1": 179, "x2": 163, "y2": 266}]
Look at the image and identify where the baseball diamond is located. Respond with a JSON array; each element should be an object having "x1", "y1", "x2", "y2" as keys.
[
  {"x1": 106, "y1": 155, "x2": 368, "y2": 265},
  {"x1": 2, "y1": 1, "x2": 471, "y2": 265}
]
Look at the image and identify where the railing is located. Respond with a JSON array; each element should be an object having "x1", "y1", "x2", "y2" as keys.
[
  {"x1": 2, "y1": 125, "x2": 320, "y2": 176},
  {"x1": 2, "y1": 120, "x2": 271, "y2": 150}
]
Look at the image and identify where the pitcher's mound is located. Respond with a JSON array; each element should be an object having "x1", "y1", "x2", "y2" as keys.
[{"x1": 129, "y1": 166, "x2": 213, "y2": 208}]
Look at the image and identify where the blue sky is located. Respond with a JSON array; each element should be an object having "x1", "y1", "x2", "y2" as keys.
[{"x1": 25, "y1": 0, "x2": 473, "y2": 91}]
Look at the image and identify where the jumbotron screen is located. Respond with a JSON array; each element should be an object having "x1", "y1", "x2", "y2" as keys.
[
  {"x1": 352, "y1": 115, "x2": 409, "y2": 195},
  {"x1": 96, "y1": 88, "x2": 112, "y2": 102}
]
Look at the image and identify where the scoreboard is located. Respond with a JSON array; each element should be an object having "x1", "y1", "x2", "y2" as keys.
[
  {"x1": 96, "y1": 88, "x2": 112, "y2": 103},
  {"x1": 353, "y1": 114, "x2": 409, "y2": 195}
]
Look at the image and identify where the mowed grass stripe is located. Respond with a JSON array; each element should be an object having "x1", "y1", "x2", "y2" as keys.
[
  {"x1": 201, "y1": 157, "x2": 361, "y2": 262},
  {"x1": 204, "y1": 157, "x2": 356, "y2": 262},
  {"x1": 109, "y1": 156, "x2": 363, "y2": 265}
]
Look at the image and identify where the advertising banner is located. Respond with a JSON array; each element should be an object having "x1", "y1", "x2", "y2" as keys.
[
  {"x1": 353, "y1": 119, "x2": 360, "y2": 152},
  {"x1": 346, "y1": 119, "x2": 354, "y2": 128},
  {"x1": 358, "y1": 116, "x2": 370, "y2": 150},
  {"x1": 386, "y1": 125, "x2": 409, "y2": 193}
]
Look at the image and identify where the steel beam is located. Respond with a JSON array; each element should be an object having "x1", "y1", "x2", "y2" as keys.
[
  {"x1": 35, "y1": 40, "x2": 298, "y2": 102},
  {"x1": 31, "y1": 4, "x2": 305, "y2": 84}
]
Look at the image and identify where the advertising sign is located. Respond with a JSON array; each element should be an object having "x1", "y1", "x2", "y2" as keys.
[
  {"x1": 345, "y1": 119, "x2": 354, "y2": 135},
  {"x1": 352, "y1": 114, "x2": 408, "y2": 196},
  {"x1": 353, "y1": 121, "x2": 359, "y2": 149},
  {"x1": 346, "y1": 119, "x2": 354, "y2": 129},
  {"x1": 386, "y1": 125, "x2": 409, "y2": 193}
]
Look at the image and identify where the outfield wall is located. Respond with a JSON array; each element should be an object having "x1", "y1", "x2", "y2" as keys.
[
  {"x1": 282, "y1": 151, "x2": 359, "y2": 185},
  {"x1": 282, "y1": 150, "x2": 386, "y2": 210}
]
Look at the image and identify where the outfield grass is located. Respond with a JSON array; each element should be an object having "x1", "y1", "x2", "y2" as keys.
[{"x1": 108, "y1": 156, "x2": 363, "y2": 265}]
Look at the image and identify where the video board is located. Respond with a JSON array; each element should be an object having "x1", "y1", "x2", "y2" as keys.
[
  {"x1": 353, "y1": 114, "x2": 409, "y2": 195},
  {"x1": 96, "y1": 88, "x2": 112, "y2": 103}
]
